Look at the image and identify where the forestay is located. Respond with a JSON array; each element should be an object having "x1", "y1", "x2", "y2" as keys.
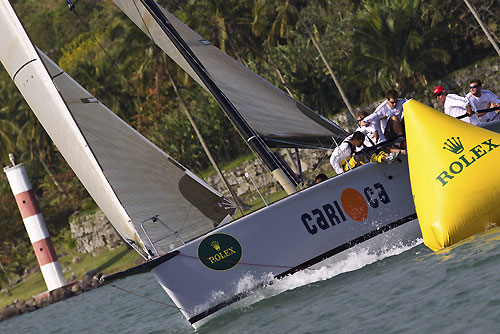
[
  {"x1": 0, "y1": 0, "x2": 234, "y2": 256},
  {"x1": 113, "y1": 0, "x2": 348, "y2": 148}
]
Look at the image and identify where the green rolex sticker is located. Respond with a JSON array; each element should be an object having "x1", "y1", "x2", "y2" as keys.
[{"x1": 198, "y1": 233, "x2": 242, "y2": 270}]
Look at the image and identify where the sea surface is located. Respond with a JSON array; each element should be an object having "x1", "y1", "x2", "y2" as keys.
[{"x1": 3, "y1": 228, "x2": 500, "y2": 334}]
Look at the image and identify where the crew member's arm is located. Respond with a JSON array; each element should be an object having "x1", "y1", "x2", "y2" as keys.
[
  {"x1": 466, "y1": 105, "x2": 474, "y2": 116},
  {"x1": 330, "y1": 151, "x2": 344, "y2": 174},
  {"x1": 477, "y1": 110, "x2": 488, "y2": 117},
  {"x1": 363, "y1": 111, "x2": 380, "y2": 123},
  {"x1": 493, "y1": 102, "x2": 500, "y2": 113},
  {"x1": 330, "y1": 143, "x2": 351, "y2": 175}
]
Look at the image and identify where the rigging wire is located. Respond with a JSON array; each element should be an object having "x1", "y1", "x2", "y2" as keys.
[
  {"x1": 106, "y1": 248, "x2": 303, "y2": 314},
  {"x1": 66, "y1": 1, "x2": 336, "y2": 194},
  {"x1": 104, "y1": 250, "x2": 301, "y2": 312},
  {"x1": 109, "y1": 283, "x2": 184, "y2": 312},
  {"x1": 157, "y1": 0, "x2": 354, "y2": 186},
  {"x1": 164, "y1": 0, "x2": 302, "y2": 98},
  {"x1": 163, "y1": 0, "x2": 354, "y2": 125},
  {"x1": 65, "y1": 1, "x2": 156, "y2": 122}
]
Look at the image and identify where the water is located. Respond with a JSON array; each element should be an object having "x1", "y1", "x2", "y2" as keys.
[{"x1": 3, "y1": 228, "x2": 500, "y2": 334}]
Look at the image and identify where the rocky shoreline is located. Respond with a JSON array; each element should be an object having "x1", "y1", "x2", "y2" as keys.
[
  {"x1": 0, "y1": 210, "x2": 126, "y2": 323},
  {"x1": 0, "y1": 269, "x2": 103, "y2": 322}
]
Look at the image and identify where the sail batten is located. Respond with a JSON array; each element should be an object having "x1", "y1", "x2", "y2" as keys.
[
  {"x1": 42, "y1": 51, "x2": 234, "y2": 253},
  {"x1": 113, "y1": 0, "x2": 348, "y2": 148},
  {"x1": 0, "y1": 0, "x2": 234, "y2": 256}
]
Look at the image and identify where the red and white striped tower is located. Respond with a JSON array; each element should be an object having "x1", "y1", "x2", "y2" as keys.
[{"x1": 3, "y1": 155, "x2": 66, "y2": 291}]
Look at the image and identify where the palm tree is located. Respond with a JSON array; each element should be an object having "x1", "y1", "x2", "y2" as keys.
[
  {"x1": 16, "y1": 116, "x2": 67, "y2": 195},
  {"x1": 0, "y1": 81, "x2": 20, "y2": 165},
  {"x1": 177, "y1": 0, "x2": 255, "y2": 60},
  {"x1": 118, "y1": 24, "x2": 165, "y2": 124},
  {"x1": 349, "y1": 0, "x2": 450, "y2": 101},
  {"x1": 251, "y1": 0, "x2": 305, "y2": 49}
]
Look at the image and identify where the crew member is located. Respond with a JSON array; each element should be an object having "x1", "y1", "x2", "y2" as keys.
[
  {"x1": 330, "y1": 131, "x2": 365, "y2": 175},
  {"x1": 466, "y1": 79, "x2": 500, "y2": 123},
  {"x1": 356, "y1": 110, "x2": 386, "y2": 147},
  {"x1": 363, "y1": 89, "x2": 405, "y2": 140},
  {"x1": 314, "y1": 173, "x2": 328, "y2": 184},
  {"x1": 433, "y1": 86, "x2": 479, "y2": 125}
]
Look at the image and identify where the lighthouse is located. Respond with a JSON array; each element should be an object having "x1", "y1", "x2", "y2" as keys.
[{"x1": 3, "y1": 154, "x2": 66, "y2": 291}]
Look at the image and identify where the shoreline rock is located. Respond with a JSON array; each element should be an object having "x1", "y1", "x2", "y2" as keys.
[{"x1": 0, "y1": 270, "x2": 102, "y2": 323}]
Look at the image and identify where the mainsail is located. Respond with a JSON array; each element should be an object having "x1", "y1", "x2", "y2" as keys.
[
  {"x1": 0, "y1": 0, "x2": 234, "y2": 256},
  {"x1": 112, "y1": 0, "x2": 348, "y2": 148}
]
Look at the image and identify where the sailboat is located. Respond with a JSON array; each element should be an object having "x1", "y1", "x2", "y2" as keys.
[{"x1": 1, "y1": 0, "x2": 499, "y2": 329}]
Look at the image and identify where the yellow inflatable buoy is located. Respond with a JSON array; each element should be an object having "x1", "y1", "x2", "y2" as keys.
[{"x1": 404, "y1": 100, "x2": 500, "y2": 251}]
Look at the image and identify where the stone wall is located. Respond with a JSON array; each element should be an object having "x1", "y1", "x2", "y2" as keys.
[
  {"x1": 428, "y1": 57, "x2": 500, "y2": 109},
  {"x1": 437, "y1": 57, "x2": 500, "y2": 95},
  {"x1": 205, "y1": 148, "x2": 332, "y2": 203},
  {"x1": 69, "y1": 210, "x2": 123, "y2": 254},
  {"x1": 204, "y1": 112, "x2": 352, "y2": 203}
]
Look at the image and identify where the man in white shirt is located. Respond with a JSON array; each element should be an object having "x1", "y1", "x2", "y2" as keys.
[
  {"x1": 330, "y1": 131, "x2": 365, "y2": 175},
  {"x1": 465, "y1": 79, "x2": 500, "y2": 124},
  {"x1": 363, "y1": 89, "x2": 405, "y2": 140},
  {"x1": 355, "y1": 110, "x2": 386, "y2": 147},
  {"x1": 433, "y1": 86, "x2": 479, "y2": 125}
]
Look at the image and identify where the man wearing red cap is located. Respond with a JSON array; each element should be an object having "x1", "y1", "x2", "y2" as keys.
[{"x1": 433, "y1": 86, "x2": 479, "y2": 125}]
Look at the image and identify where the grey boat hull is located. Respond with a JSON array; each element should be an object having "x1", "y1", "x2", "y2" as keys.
[
  {"x1": 152, "y1": 120, "x2": 500, "y2": 328},
  {"x1": 152, "y1": 156, "x2": 420, "y2": 327}
]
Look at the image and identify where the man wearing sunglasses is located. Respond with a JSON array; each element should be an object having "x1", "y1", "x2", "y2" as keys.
[
  {"x1": 363, "y1": 89, "x2": 405, "y2": 140},
  {"x1": 433, "y1": 86, "x2": 479, "y2": 125},
  {"x1": 465, "y1": 79, "x2": 500, "y2": 123}
]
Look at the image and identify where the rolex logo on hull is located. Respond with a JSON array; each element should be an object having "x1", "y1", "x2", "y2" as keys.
[{"x1": 198, "y1": 233, "x2": 242, "y2": 271}]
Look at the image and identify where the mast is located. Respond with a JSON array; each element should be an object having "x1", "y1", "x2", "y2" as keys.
[{"x1": 139, "y1": 0, "x2": 298, "y2": 195}]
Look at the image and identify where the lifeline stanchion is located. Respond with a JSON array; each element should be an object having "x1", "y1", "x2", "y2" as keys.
[{"x1": 245, "y1": 172, "x2": 268, "y2": 207}]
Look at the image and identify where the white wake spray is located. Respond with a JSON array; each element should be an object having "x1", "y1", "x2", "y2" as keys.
[{"x1": 232, "y1": 238, "x2": 423, "y2": 309}]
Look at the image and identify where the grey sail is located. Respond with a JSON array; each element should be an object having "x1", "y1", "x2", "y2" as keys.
[
  {"x1": 0, "y1": 0, "x2": 234, "y2": 256},
  {"x1": 112, "y1": 0, "x2": 348, "y2": 148}
]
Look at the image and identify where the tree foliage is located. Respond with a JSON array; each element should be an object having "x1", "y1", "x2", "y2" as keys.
[
  {"x1": 0, "y1": 0, "x2": 498, "y2": 283},
  {"x1": 349, "y1": 0, "x2": 451, "y2": 100}
]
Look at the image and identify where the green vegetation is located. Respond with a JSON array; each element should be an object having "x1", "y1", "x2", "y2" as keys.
[
  {"x1": 0, "y1": 271, "x2": 46, "y2": 308},
  {"x1": 0, "y1": 244, "x2": 141, "y2": 309},
  {"x1": 0, "y1": 0, "x2": 499, "y2": 293}
]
